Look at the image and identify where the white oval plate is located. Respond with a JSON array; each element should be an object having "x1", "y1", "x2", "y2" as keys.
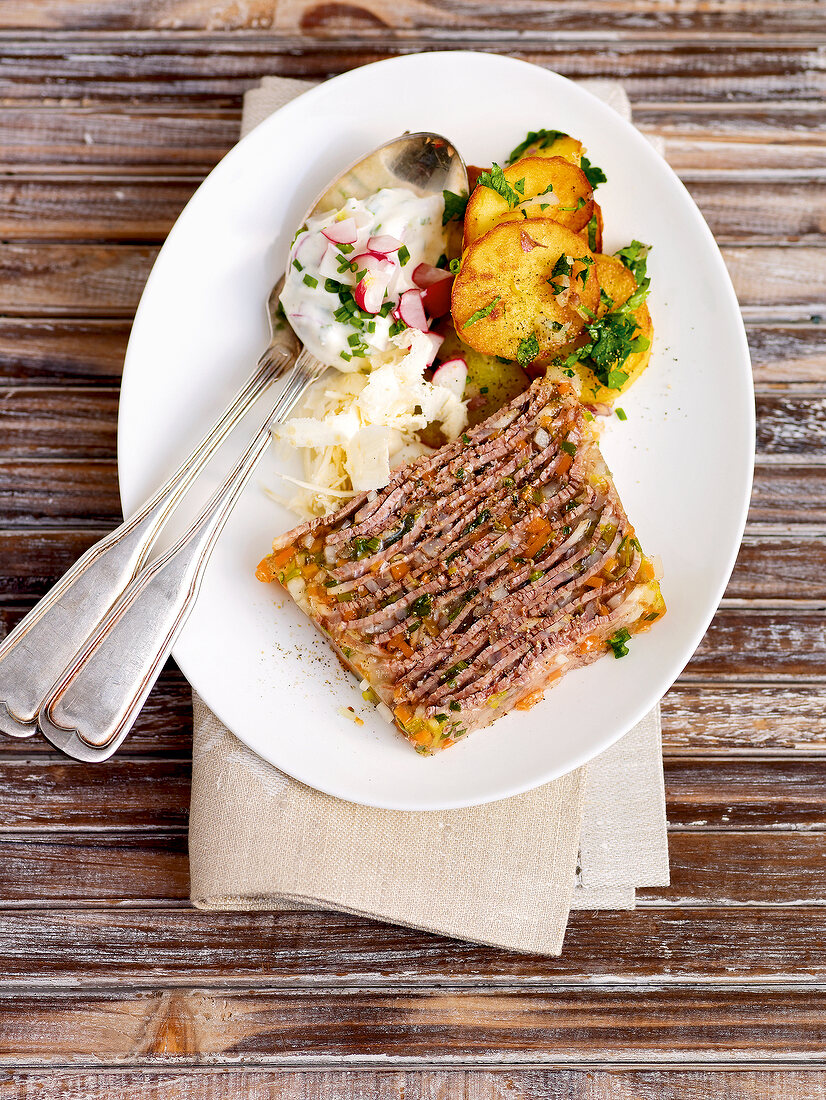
[{"x1": 118, "y1": 52, "x2": 754, "y2": 810}]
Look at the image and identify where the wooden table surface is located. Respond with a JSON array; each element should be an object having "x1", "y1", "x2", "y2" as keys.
[{"x1": 1, "y1": 1, "x2": 825, "y2": 1095}]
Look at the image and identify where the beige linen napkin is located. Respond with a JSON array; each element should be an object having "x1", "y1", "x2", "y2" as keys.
[{"x1": 188, "y1": 73, "x2": 670, "y2": 955}]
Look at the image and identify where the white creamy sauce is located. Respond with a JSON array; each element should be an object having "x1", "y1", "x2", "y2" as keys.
[{"x1": 280, "y1": 187, "x2": 445, "y2": 369}]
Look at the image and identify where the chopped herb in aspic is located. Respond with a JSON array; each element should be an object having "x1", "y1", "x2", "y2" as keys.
[
  {"x1": 409, "y1": 593, "x2": 433, "y2": 619},
  {"x1": 476, "y1": 164, "x2": 523, "y2": 209},
  {"x1": 608, "y1": 628, "x2": 632, "y2": 658},
  {"x1": 560, "y1": 440, "x2": 577, "y2": 456},
  {"x1": 463, "y1": 295, "x2": 502, "y2": 328}
]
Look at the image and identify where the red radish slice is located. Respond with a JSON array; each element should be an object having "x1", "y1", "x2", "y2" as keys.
[
  {"x1": 431, "y1": 356, "x2": 467, "y2": 398},
  {"x1": 354, "y1": 273, "x2": 388, "y2": 315},
  {"x1": 397, "y1": 289, "x2": 428, "y2": 332},
  {"x1": 352, "y1": 253, "x2": 396, "y2": 281},
  {"x1": 367, "y1": 234, "x2": 402, "y2": 256},
  {"x1": 322, "y1": 218, "x2": 358, "y2": 244},
  {"x1": 412, "y1": 262, "x2": 453, "y2": 288},
  {"x1": 421, "y1": 275, "x2": 454, "y2": 318}
]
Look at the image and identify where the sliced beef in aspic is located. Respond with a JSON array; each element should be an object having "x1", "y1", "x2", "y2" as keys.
[{"x1": 257, "y1": 380, "x2": 666, "y2": 754}]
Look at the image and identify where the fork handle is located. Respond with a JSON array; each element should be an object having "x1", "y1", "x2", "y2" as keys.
[
  {"x1": 0, "y1": 343, "x2": 293, "y2": 739},
  {"x1": 38, "y1": 352, "x2": 324, "y2": 762}
]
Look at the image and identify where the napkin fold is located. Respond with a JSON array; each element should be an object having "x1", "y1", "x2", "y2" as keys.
[{"x1": 188, "y1": 72, "x2": 669, "y2": 955}]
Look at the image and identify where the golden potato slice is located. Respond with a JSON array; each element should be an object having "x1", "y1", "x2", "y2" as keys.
[
  {"x1": 451, "y1": 219, "x2": 600, "y2": 364},
  {"x1": 463, "y1": 157, "x2": 594, "y2": 247},
  {"x1": 546, "y1": 253, "x2": 653, "y2": 404},
  {"x1": 507, "y1": 131, "x2": 584, "y2": 166}
]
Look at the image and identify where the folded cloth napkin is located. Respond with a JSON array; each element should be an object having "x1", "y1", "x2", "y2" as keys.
[{"x1": 188, "y1": 73, "x2": 670, "y2": 955}]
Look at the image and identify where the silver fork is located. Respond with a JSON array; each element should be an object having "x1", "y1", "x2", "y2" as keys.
[
  {"x1": 0, "y1": 281, "x2": 296, "y2": 740},
  {"x1": 37, "y1": 346, "x2": 326, "y2": 762}
]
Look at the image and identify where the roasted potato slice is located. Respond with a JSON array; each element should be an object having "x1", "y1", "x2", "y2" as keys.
[
  {"x1": 451, "y1": 219, "x2": 600, "y2": 364},
  {"x1": 463, "y1": 157, "x2": 594, "y2": 247},
  {"x1": 547, "y1": 252, "x2": 653, "y2": 404},
  {"x1": 507, "y1": 131, "x2": 584, "y2": 167}
]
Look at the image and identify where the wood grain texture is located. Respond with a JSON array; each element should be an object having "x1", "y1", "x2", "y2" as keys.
[
  {"x1": 1, "y1": 756, "x2": 822, "y2": 832},
  {"x1": 3, "y1": 985, "x2": 826, "y2": 1065},
  {"x1": 0, "y1": 37, "x2": 824, "y2": 106},
  {"x1": 5, "y1": 1070, "x2": 826, "y2": 1100},
  {"x1": 1, "y1": 830, "x2": 825, "y2": 906},
  {"x1": 2, "y1": 906, "x2": 826, "y2": 988},
  {"x1": 3, "y1": 1, "x2": 825, "y2": 35}
]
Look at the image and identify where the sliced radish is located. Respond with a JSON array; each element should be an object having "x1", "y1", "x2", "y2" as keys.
[
  {"x1": 354, "y1": 272, "x2": 389, "y2": 314},
  {"x1": 412, "y1": 262, "x2": 453, "y2": 288},
  {"x1": 322, "y1": 218, "x2": 358, "y2": 245},
  {"x1": 351, "y1": 253, "x2": 396, "y2": 281},
  {"x1": 421, "y1": 275, "x2": 454, "y2": 318},
  {"x1": 420, "y1": 332, "x2": 444, "y2": 366},
  {"x1": 367, "y1": 234, "x2": 402, "y2": 256},
  {"x1": 432, "y1": 356, "x2": 467, "y2": 398},
  {"x1": 397, "y1": 288, "x2": 429, "y2": 332}
]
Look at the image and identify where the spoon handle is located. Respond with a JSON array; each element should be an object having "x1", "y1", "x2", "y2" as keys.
[
  {"x1": 0, "y1": 340, "x2": 294, "y2": 739},
  {"x1": 38, "y1": 350, "x2": 326, "y2": 762}
]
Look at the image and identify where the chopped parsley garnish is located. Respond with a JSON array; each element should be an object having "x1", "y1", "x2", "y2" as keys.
[
  {"x1": 398, "y1": 244, "x2": 411, "y2": 266},
  {"x1": 516, "y1": 332, "x2": 540, "y2": 367},
  {"x1": 557, "y1": 195, "x2": 589, "y2": 213},
  {"x1": 507, "y1": 128, "x2": 568, "y2": 165},
  {"x1": 443, "y1": 189, "x2": 469, "y2": 225},
  {"x1": 514, "y1": 177, "x2": 526, "y2": 195},
  {"x1": 463, "y1": 295, "x2": 502, "y2": 328},
  {"x1": 581, "y1": 155, "x2": 607, "y2": 189},
  {"x1": 615, "y1": 407, "x2": 628, "y2": 421},
  {"x1": 587, "y1": 212, "x2": 599, "y2": 251},
  {"x1": 551, "y1": 254, "x2": 573, "y2": 279},
  {"x1": 476, "y1": 164, "x2": 523, "y2": 209},
  {"x1": 615, "y1": 240, "x2": 651, "y2": 286},
  {"x1": 608, "y1": 628, "x2": 632, "y2": 658}
]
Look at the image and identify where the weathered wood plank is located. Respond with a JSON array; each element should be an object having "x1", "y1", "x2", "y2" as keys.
[
  {"x1": 748, "y1": 464, "x2": 826, "y2": 525},
  {"x1": 1, "y1": 907, "x2": 826, "y2": 988},
  {"x1": 0, "y1": 319, "x2": 822, "y2": 386},
  {"x1": 686, "y1": 608, "x2": 826, "y2": 682},
  {"x1": 0, "y1": 460, "x2": 121, "y2": 524},
  {"x1": 1, "y1": 177, "x2": 822, "y2": 244},
  {"x1": 3, "y1": 1, "x2": 825, "y2": 35},
  {"x1": 0, "y1": 831, "x2": 824, "y2": 906},
  {"x1": 3, "y1": 984, "x2": 826, "y2": 1065},
  {"x1": 0, "y1": 38, "x2": 824, "y2": 106},
  {"x1": 0, "y1": 756, "x2": 820, "y2": 832},
  {"x1": 0, "y1": 243, "x2": 822, "y2": 317},
  {"x1": 0, "y1": 108, "x2": 240, "y2": 173},
  {"x1": 0, "y1": 178, "x2": 199, "y2": 240},
  {"x1": 662, "y1": 683, "x2": 826, "y2": 755},
  {"x1": 0, "y1": 388, "x2": 118, "y2": 458},
  {"x1": 6, "y1": 1069, "x2": 826, "y2": 1100},
  {"x1": 0, "y1": 319, "x2": 130, "y2": 384}
]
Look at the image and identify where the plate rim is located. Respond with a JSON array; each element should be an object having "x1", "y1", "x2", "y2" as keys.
[{"x1": 118, "y1": 51, "x2": 755, "y2": 810}]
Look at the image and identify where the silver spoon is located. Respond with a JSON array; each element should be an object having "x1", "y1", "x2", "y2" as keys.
[{"x1": 32, "y1": 132, "x2": 467, "y2": 761}]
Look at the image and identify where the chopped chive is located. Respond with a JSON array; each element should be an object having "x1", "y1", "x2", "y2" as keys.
[
  {"x1": 615, "y1": 407, "x2": 627, "y2": 421},
  {"x1": 292, "y1": 258, "x2": 303, "y2": 271},
  {"x1": 398, "y1": 244, "x2": 411, "y2": 266},
  {"x1": 303, "y1": 273, "x2": 318, "y2": 289}
]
